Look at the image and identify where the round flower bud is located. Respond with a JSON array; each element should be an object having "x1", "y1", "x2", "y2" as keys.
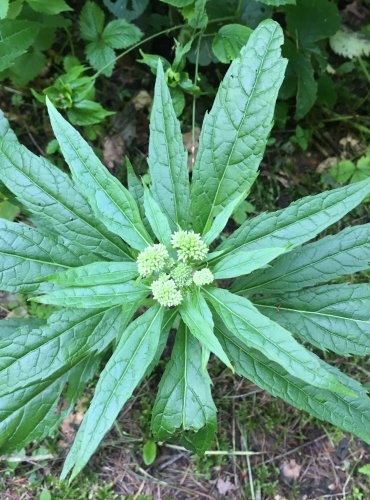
[
  {"x1": 193, "y1": 268, "x2": 214, "y2": 286},
  {"x1": 171, "y1": 262, "x2": 193, "y2": 287},
  {"x1": 150, "y1": 274, "x2": 183, "y2": 307},
  {"x1": 137, "y1": 244, "x2": 170, "y2": 277},
  {"x1": 171, "y1": 230, "x2": 208, "y2": 263}
]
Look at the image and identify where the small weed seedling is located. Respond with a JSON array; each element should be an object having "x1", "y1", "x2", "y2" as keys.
[{"x1": 0, "y1": 20, "x2": 370, "y2": 480}]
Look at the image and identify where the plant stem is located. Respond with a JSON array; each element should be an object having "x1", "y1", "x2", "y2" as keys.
[{"x1": 191, "y1": 29, "x2": 203, "y2": 166}]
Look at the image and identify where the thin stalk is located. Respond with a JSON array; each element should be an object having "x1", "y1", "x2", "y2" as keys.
[{"x1": 191, "y1": 29, "x2": 203, "y2": 166}]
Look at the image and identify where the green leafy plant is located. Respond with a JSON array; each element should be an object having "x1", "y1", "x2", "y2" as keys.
[
  {"x1": 32, "y1": 56, "x2": 114, "y2": 127},
  {"x1": 79, "y1": 1, "x2": 143, "y2": 77},
  {"x1": 0, "y1": 2, "x2": 71, "y2": 86},
  {"x1": 1, "y1": 20, "x2": 370, "y2": 481}
]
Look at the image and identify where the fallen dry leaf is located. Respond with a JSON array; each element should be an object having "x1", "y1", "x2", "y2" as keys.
[
  {"x1": 103, "y1": 135, "x2": 125, "y2": 170},
  {"x1": 281, "y1": 459, "x2": 301, "y2": 481},
  {"x1": 182, "y1": 127, "x2": 200, "y2": 171},
  {"x1": 216, "y1": 478, "x2": 238, "y2": 495}
]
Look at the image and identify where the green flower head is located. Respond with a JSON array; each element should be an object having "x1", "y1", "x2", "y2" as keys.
[
  {"x1": 137, "y1": 243, "x2": 170, "y2": 277},
  {"x1": 171, "y1": 230, "x2": 208, "y2": 263},
  {"x1": 171, "y1": 262, "x2": 193, "y2": 287},
  {"x1": 150, "y1": 274, "x2": 183, "y2": 308},
  {"x1": 193, "y1": 268, "x2": 214, "y2": 286}
]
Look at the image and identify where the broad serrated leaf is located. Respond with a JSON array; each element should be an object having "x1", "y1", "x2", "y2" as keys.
[
  {"x1": 148, "y1": 60, "x2": 190, "y2": 230},
  {"x1": 103, "y1": 19, "x2": 142, "y2": 49},
  {"x1": 103, "y1": 0, "x2": 148, "y2": 21},
  {"x1": 253, "y1": 284, "x2": 370, "y2": 356},
  {"x1": 67, "y1": 100, "x2": 114, "y2": 127},
  {"x1": 143, "y1": 187, "x2": 172, "y2": 248},
  {"x1": 0, "y1": 20, "x2": 39, "y2": 72},
  {"x1": 0, "y1": 307, "x2": 124, "y2": 395},
  {"x1": 27, "y1": 0, "x2": 72, "y2": 14},
  {"x1": 0, "y1": 138, "x2": 132, "y2": 261},
  {"x1": 46, "y1": 99, "x2": 153, "y2": 251},
  {"x1": 152, "y1": 321, "x2": 217, "y2": 444},
  {"x1": 0, "y1": 219, "x2": 85, "y2": 293},
  {"x1": 48, "y1": 261, "x2": 138, "y2": 286},
  {"x1": 191, "y1": 20, "x2": 287, "y2": 233},
  {"x1": 204, "y1": 287, "x2": 353, "y2": 396},
  {"x1": 211, "y1": 246, "x2": 287, "y2": 279},
  {"x1": 330, "y1": 27, "x2": 370, "y2": 60},
  {"x1": 215, "y1": 179, "x2": 370, "y2": 263},
  {"x1": 212, "y1": 24, "x2": 252, "y2": 64},
  {"x1": 179, "y1": 291, "x2": 232, "y2": 370},
  {"x1": 79, "y1": 1, "x2": 104, "y2": 41},
  {"x1": 284, "y1": 41, "x2": 317, "y2": 120},
  {"x1": 234, "y1": 224, "x2": 370, "y2": 295},
  {"x1": 0, "y1": 354, "x2": 100, "y2": 453},
  {"x1": 215, "y1": 319, "x2": 370, "y2": 445},
  {"x1": 85, "y1": 40, "x2": 115, "y2": 77},
  {"x1": 61, "y1": 304, "x2": 163, "y2": 480},
  {"x1": 285, "y1": 0, "x2": 340, "y2": 46},
  {"x1": 33, "y1": 281, "x2": 149, "y2": 308},
  {"x1": 0, "y1": 111, "x2": 17, "y2": 142}
]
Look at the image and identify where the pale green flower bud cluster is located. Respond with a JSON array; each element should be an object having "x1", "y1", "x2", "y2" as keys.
[
  {"x1": 171, "y1": 262, "x2": 193, "y2": 287},
  {"x1": 136, "y1": 231, "x2": 214, "y2": 308},
  {"x1": 150, "y1": 274, "x2": 183, "y2": 307},
  {"x1": 171, "y1": 230, "x2": 208, "y2": 263},
  {"x1": 137, "y1": 244, "x2": 170, "y2": 277},
  {"x1": 193, "y1": 268, "x2": 214, "y2": 286}
]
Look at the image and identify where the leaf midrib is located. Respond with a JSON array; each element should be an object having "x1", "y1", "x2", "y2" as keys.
[
  {"x1": 201, "y1": 24, "x2": 278, "y2": 233},
  {"x1": 59, "y1": 119, "x2": 151, "y2": 248},
  {"x1": 204, "y1": 289, "x2": 331, "y2": 387},
  {"x1": 215, "y1": 325, "x2": 368, "y2": 420},
  {"x1": 0, "y1": 145, "x2": 131, "y2": 260},
  {"x1": 237, "y1": 235, "x2": 369, "y2": 293},
  {"x1": 72, "y1": 307, "x2": 162, "y2": 467},
  {"x1": 215, "y1": 183, "x2": 370, "y2": 262}
]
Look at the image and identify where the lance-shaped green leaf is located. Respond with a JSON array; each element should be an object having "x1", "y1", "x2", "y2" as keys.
[
  {"x1": 0, "y1": 306, "x2": 125, "y2": 395},
  {"x1": 33, "y1": 281, "x2": 149, "y2": 308},
  {"x1": 0, "y1": 219, "x2": 85, "y2": 293},
  {"x1": 234, "y1": 224, "x2": 370, "y2": 295},
  {"x1": 0, "y1": 354, "x2": 100, "y2": 453},
  {"x1": 143, "y1": 187, "x2": 172, "y2": 248},
  {"x1": 152, "y1": 321, "x2": 217, "y2": 446},
  {"x1": 0, "y1": 139, "x2": 131, "y2": 261},
  {"x1": 253, "y1": 284, "x2": 370, "y2": 356},
  {"x1": 61, "y1": 304, "x2": 164, "y2": 481},
  {"x1": 47, "y1": 261, "x2": 138, "y2": 286},
  {"x1": 46, "y1": 99, "x2": 153, "y2": 251},
  {"x1": 144, "y1": 308, "x2": 178, "y2": 378},
  {"x1": 0, "y1": 110, "x2": 17, "y2": 142},
  {"x1": 215, "y1": 179, "x2": 370, "y2": 262},
  {"x1": 191, "y1": 20, "x2": 287, "y2": 233},
  {"x1": 179, "y1": 291, "x2": 233, "y2": 370},
  {"x1": 202, "y1": 189, "x2": 251, "y2": 245},
  {"x1": 215, "y1": 319, "x2": 370, "y2": 445},
  {"x1": 126, "y1": 157, "x2": 152, "y2": 235},
  {"x1": 211, "y1": 246, "x2": 287, "y2": 279},
  {"x1": 204, "y1": 287, "x2": 353, "y2": 396},
  {"x1": 148, "y1": 60, "x2": 190, "y2": 230}
]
